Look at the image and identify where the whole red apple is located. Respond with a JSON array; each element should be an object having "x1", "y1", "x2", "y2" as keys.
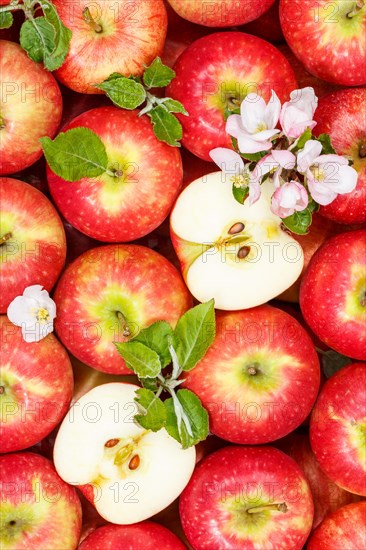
[
  {"x1": 313, "y1": 87, "x2": 366, "y2": 224},
  {"x1": 307, "y1": 501, "x2": 366, "y2": 549},
  {"x1": 300, "y1": 230, "x2": 366, "y2": 360},
  {"x1": 180, "y1": 445, "x2": 314, "y2": 549},
  {"x1": 182, "y1": 305, "x2": 320, "y2": 444},
  {"x1": 280, "y1": 0, "x2": 366, "y2": 85},
  {"x1": 46, "y1": 107, "x2": 183, "y2": 242},
  {"x1": 0, "y1": 316, "x2": 73, "y2": 453},
  {"x1": 0, "y1": 177, "x2": 66, "y2": 313},
  {"x1": 0, "y1": 452, "x2": 82, "y2": 549},
  {"x1": 0, "y1": 40, "x2": 62, "y2": 175},
  {"x1": 53, "y1": 0, "x2": 167, "y2": 93},
  {"x1": 54, "y1": 244, "x2": 192, "y2": 374},
  {"x1": 166, "y1": 32, "x2": 297, "y2": 161},
  {"x1": 310, "y1": 362, "x2": 366, "y2": 496}
]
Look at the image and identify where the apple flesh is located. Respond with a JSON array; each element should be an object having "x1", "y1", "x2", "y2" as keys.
[
  {"x1": 310, "y1": 362, "x2": 366, "y2": 496},
  {"x1": 300, "y1": 229, "x2": 366, "y2": 360},
  {"x1": 0, "y1": 40, "x2": 62, "y2": 175},
  {"x1": 54, "y1": 244, "x2": 192, "y2": 374},
  {"x1": 0, "y1": 177, "x2": 66, "y2": 313},
  {"x1": 53, "y1": 383, "x2": 196, "y2": 525},
  {"x1": 180, "y1": 445, "x2": 314, "y2": 549},
  {"x1": 0, "y1": 452, "x2": 82, "y2": 549},
  {"x1": 171, "y1": 172, "x2": 304, "y2": 310},
  {"x1": 182, "y1": 305, "x2": 320, "y2": 444},
  {"x1": 47, "y1": 106, "x2": 183, "y2": 243}
]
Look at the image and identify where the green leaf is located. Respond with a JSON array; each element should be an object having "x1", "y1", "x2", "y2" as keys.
[
  {"x1": 232, "y1": 183, "x2": 249, "y2": 205},
  {"x1": 173, "y1": 299, "x2": 215, "y2": 372},
  {"x1": 0, "y1": 12, "x2": 13, "y2": 29},
  {"x1": 282, "y1": 208, "x2": 312, "y2": 235},
  {"x1": 134, "y1": 388, "x2": 166, "y2": 431},
  {"x1": 307, "y1": 198, "x2": 320, "y2": 213},
  {"x1": 317, "y1": 133, "x2": 337, "y2": 154},
  {"x1": 40, "y1": 127, "x2": 108, "y2": 182},
  {"x1": 41, "y1": 0, "x2": 72, "y2": 71},
  {"x1": 133, "y1": 321, "x2": 173, "y2": 369},
  {"x1": 164, "y1": 389, "x2": 209, "y2": 449},
  {"x1": 115, "y1": 341, "x2": 162, "y2": 378},
  {"x1": 161, "y1": 98, "x2": 188, "y2": 115},
  {"x1": 20, "y1": 18, "x2": 55, "y2": 64},
  {"x1": 140, "y1": 377, "x2": 159, "y2": 392},
  {"x1": 148, "y1": 105, "x2": 182, "y2": 147},
  {"x1": 241, "y1": 151, "x2": 267, "y2": 162},
  {"x1": 321, "y1": 350, "x2": 353, "y2": 378},
  {"x1": 296, "y1": 127, "x2": 313, "y2": 151},
  {"x1": 96, "y1": 74, "x2": 146, "y2": 110},
  {"x1": 143, "y1": 57, "x2": 176, "y2": 88}
]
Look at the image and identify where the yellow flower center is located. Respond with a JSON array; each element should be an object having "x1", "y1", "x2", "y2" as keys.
[
  {"x1": 256, "y1": 122, "x2": 267, "y2": 132},
  {"x1": 36, "y1": 308, "x2": 50, "y2": 322},
  {"x1": 230, "y1": 173, "x2": 249, "y2": 188}
]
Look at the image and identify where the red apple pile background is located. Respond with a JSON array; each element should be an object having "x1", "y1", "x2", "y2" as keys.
[{"x1": 0, "y1": 0, "x2": 365, "y2": 549}]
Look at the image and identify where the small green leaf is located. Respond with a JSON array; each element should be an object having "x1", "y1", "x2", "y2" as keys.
[
  {"x1": 20, "y1": 18, "x2": 55, "y2": 64},
  {"x1": 40, "y1": 127, "x2": 108, "y2": 182},
  {"x1": 143, "y1": 57, "x2": 176, "y2": 88},
  {"x1": 0, "y1": 11, "x2": 13, "y2": 29},
  {"x1": 133, "y1": 321, "x2": 173, "y2": 369},
  {"x1": 41, "y1": 0, "x2": 72, "y2": 71},
  {"x1": 282, "y1": 208, "x2": 312, "y2": 235},
  {"x1": 161, "y1": 98, "x2": 188, "y2": 115},
  {"x1": 115, "y1": 341, "x2": 161, "y2": 378},
  {"x1": 232, "y1": 183, "x2": 249, "y2": 205},
  {"x1": 96, "y1": 74, "x2": 146, "y2": 110},
  {"x1": 140, "y1": 377, "x2": 159, "y2": 392},
  {"x1": 295, "y1": 128, "x2": 313, "y2": 151},
  {"x1": 148, "y1": 105, "x2": 182, "y2": 147},
  {"x1": 164, "y1": 389, "x2": 209, "y2": 449},
  {"x1": 307, "y1": 198, "x2": 320, "y2": 213},
  {"x1": 134, "y1": 388, "x2": 166, "y2": 431},
  {"x1": 174, "y1": 299, "x2": 215, "y2": 372},
  {"x1": 241, "y1": 151, "x2": 267, "y2": 162},
  {"x1": 317, "y1": 133, "x2": 337, "y2": 154}
]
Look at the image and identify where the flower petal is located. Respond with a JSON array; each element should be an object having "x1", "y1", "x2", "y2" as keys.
[
  {"x1": 7, "y1": 296, "x2": 37, "y2": 326},
  {"x1": 209, "y1": 148, "x2": 244, "y2": 174},
  {"x1": 307, "y1": 172, "x2": 337, "y2": 205},
  {"x1": 271, "y1": 149, "x2": 296, "y2": 169},
  {"x1": 289, "y1": 87, "x2": 318, "y2": 118},
  {"x1": 263, "y1": 90, "x2": 282, "y2": 129},
  {"x1": 315, "y1": 154, "x2": 348, "y2": 166},
  {"x1": 226, "y1": 114, "x2": 244, "y2": 138},
  {"x1": 297, "y1": 140, "x2": 323, "y2": 173},
  {"x1": 248, "y1": 178, "x2": 261, "y2": 205},
  {"x1": 237, "y1": 134, "x2": 272, "y2": 154},
  {"x1": 252, "y1": 129, "x2": 280, "y2": 141},
  {"x1": 23, "y1": 285, "x2": 44, "y2": 298},
  {"x1": 324, "y1": 164, "x2": 359, "y2": 194},
  {"x1": 240, "y1": 93, "x2": 267, "y2": 134}
]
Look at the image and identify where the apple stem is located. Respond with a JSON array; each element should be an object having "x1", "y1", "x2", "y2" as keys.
[
  {"x1": 359, "y1": 143, "x2": 366, "y2": 158},
  {"x1": 0, "y1": 232, "x2": 12, "y2": 245},
  {"x1": 247, "y1": 502, "x2": 288, "y2": 514},
  {"x1": 347, "y1": 0, "x2": 364, "y2": 17},
  {"x1": 82, "y1": 7, "x2": 103, "y2": 33},
  {"x1": 116, "y1": 311, "x2": 131, "y2": 338}
]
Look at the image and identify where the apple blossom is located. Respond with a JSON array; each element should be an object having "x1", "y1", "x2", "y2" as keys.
[
  {"x1": 7, "y1": 285, "x2": 56, "y2": 343},
  {"x1": 253, "y1": 149, "x2": 296, "y2": 187},
  {"x1": 226, "y1": 90, "x2": 281, "y2": 153},
  {"x1": 280, "y1": 87, "x2": 318, "y2": 139},
  {"x1": 297, "y1": 140, "x2": 358, "y2": 205},
  {"x1": 271, "y1": 181, "x2": 309, "y2": 218}
]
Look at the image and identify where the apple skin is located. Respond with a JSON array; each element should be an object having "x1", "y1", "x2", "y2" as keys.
[
  {"x1": 276, "y1": 432, "x2": 362, "y2": 529},
  {"x1": 307, "y1": 501, "x2": 366, "y2": 550},
  {"x1": 182, "y1": 305, "x2": 320, "y2": 444},
  {"x1": 310, "y1": 363, "x2": 366, "y2": 497},
  {"x1": 166, "y1": 32, "x2": 297, "y2": 161},
  {"x1": 280, "y1": 0, "x2": 366, "y2": 86},
  {"x1": 313, "y1": 88, "x2": 366, "y2": 225},
  {"x1": 240, "y1": 0, "x2": 284, "y2": 43},
  {"x1": 300, "y1": 230, "x2": 366, "y2": 360},
  {"x1": 46, "y1": 107, "x2": 183, "y2": 243},
  {"x1": 53, "y1": 0, "x2": 167, "y2": 94},
  {"x1": 0, "y1": 316, "x2": 73, "y2": 454},
  {"x1": 166, "y1": 0, "x2": 275, "y2": 27},
  {"x1": 0, "y1": 177, "x2": 66, "y2": 313},
  {"x1": 54, "y1": 244, "x2": 192, "y2": 374},
  {"x1": 0, "y1": 40, "x2": 62, "y2": 175},
  {"x1": 180, "y1": 445, "x2": 314, "y2": 550},
  {"x1": 79, "y1": 521, "x2": 187, "y2": 550},
  {"x1": 0, "y1": 452, "x2": 82, "y2": 550}
]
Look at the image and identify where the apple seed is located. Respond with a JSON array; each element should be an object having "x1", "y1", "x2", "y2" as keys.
[
  {"x1": 237, "y1": 246, "x2": 251, "y2": 259},
  {"x1": 228, "y1": 222, "x2": 245, "y2": 235},
  {"x1": 128, "y1": 454, "x2": 140, "y2": 470},
  {"x1": 104, "y1": 438, "x2": 120, "y2": 448}
]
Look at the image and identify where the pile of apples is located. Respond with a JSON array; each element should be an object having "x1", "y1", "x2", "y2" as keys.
[{"x1": 1, "y1": 0, "x2": 365, "y2": 549}]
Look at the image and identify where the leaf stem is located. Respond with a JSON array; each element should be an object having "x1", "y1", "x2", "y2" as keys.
[{"x1": 247, "y1": 502, "x2": 288, "y2": 514}]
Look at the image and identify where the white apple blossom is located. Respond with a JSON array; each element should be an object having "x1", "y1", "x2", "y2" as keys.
[
  {"x1": 280, "y1": 87, "x2": 318, "y2": 139},
  {"x1": 7, "y1": 285, "x2": 56, "y2": 343},
  {"x1": 226, "y1": 90, "x2": 281, "y2": 154},
  {"x1": 297, "y1": 140, "x2": 358, "y2": 205},
  {"x1": 252, "y1": 149, "x2": 296, "y2": 187},
  {"x1": 271, "y1": 180, "x2": 309, "y2": 218}
]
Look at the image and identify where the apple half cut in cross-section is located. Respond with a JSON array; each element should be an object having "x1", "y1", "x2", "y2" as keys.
[
  {"x1": 53, "y1": 383, "x2": 196, "y2": 525},
  {"x1": 170, "y1": 172, "x2": 304, "y2": 310}
]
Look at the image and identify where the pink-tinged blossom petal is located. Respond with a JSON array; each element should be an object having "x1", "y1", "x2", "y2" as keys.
[
  {"x1": 297, "y1": 140, "x2": 323, "y2": 173},
  {"x1": 252, "y1": 150, "x2": 296, "y2": 184},
  {"x1": 289, "y1": 87, "x2": 318, "y2": 119},
  {"x1": 307, "y1": 173, "x2": 337, "y2": 206},
  {"x1": 209, "y1": 148, "x2": 244, "y2": 174},
  {"x1": 237, "y1": 133, "x2": 272, "y2": 154},
  {"x1": 252, "y1": 128, "x2": 280, "y2": 142},
  {"x1": 315, "y1": 154, "x2": 348, "y2": 166},
  {"x1": 271, "y1": 181, "x2": 309, "y2": 218},
  {"x1": 249, "y1": 178, "x2": 261, "y2": 205},
  {"x1": 240, "y1": 94, "x2": 267, "y2": 134},
  {"x1": 271, "y1": 149, "x2": 296, "y2": 169},
  {"x1": 280, "y1": 105, "x2": 317, "y2": 138},
  {"x1": 263, "y1": 90, "x2": 282, "y2": 130},
  {"x1": 226, "y1": 114, "x2": 243, "y2": 138},
  {"x1": 307, "y1": 159, "x2": 358, "y2": 205}
]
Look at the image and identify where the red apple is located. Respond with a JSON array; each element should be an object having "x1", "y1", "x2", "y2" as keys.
[
  {"x1": 54, "y1": 244, "x2": 192, "y2": 374},
  {"x1": 166, "y1": 32, "x2": 297, "y2": 161},
  {"x1": 313, "y1": 87, "x2": 366, "y2": 224},
  {"x1": 300, "y1": 230, "x2": 366, "y2": 360},
  {"x1": 180, "y1": 445, "x2": 314, "y2": 549},
  {"x1": 0, "y1": 40, "x2": 62, "y2": 175},
  {"x1": 280, "y1": 0, "x2": 366, "y2": 86},
  {"x1": 183, "y1": 305, "x2": 320, "y2": 444},
  {"x1": 0, "y1": 177, "x2": 66, "y2": 313},
  {"x1": 0, "y1": 316, "x2": 73, "y2": 453},
  {"x1": 53, "y1": 0, "x2": 167, "y2": 94},
  {"x1": 0, "y1": 452, "x2": 82, "y2": 549},
  {"x1": 79, "y1": 521, "x2": 187, "y2": 549},
  {"x1": 276, "y1": 432, "x2": 362, "y2": 528},
  {"x1": 310, "y1": 362, "x2": 366, "y2": 496},
  {"x1": 241, "y1": 0, "x2": 284, "y2": 43},
  {"x1": 307, "y1": 501, "x2": 366, "y2": 549},
  {"x1": 46, "y1": 107, "x2": 183, "y2": 242}
]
